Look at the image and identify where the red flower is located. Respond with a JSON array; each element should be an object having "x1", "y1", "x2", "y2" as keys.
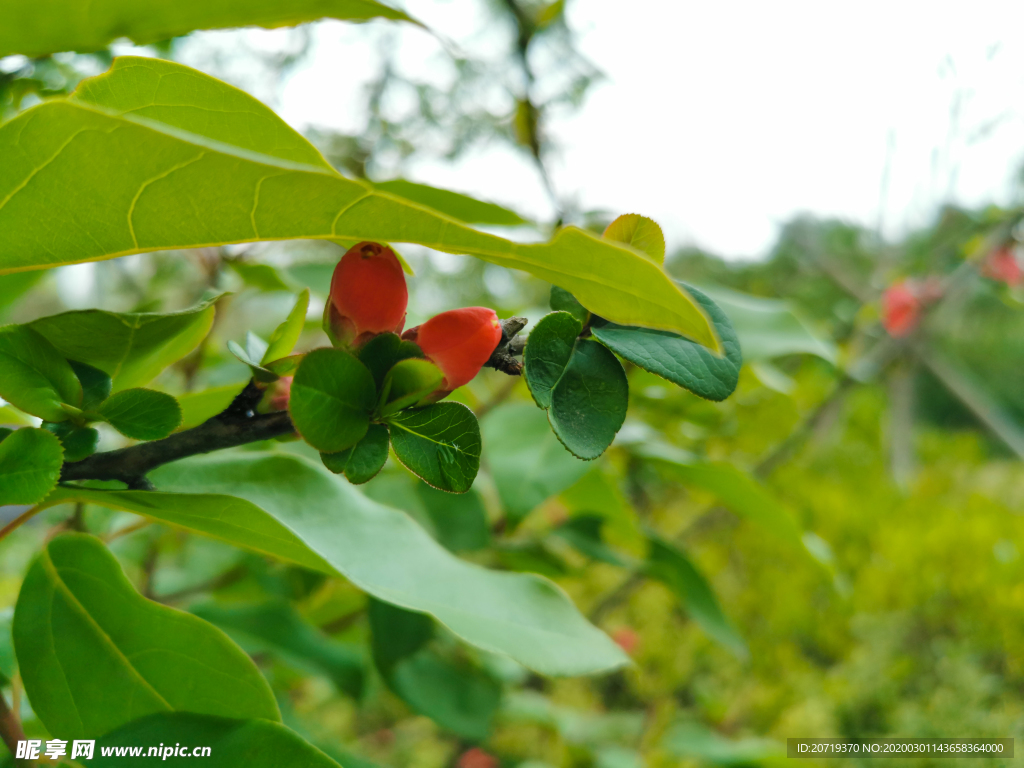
[
  {"x1": 882, "y1": 281, "x2": 920, "y2": 337},
  {"x1": 403, "y1": 307, "x2": 502, "y2": 391},
  {"x1": 982, "y1": 246, "x2": 1023, "y2": 287},
  {"x1": 327, "y1": 241, "x2": 408, "y2": 347}
]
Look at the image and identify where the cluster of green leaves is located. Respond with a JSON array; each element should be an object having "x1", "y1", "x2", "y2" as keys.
[{"x1": 0, "y1": 300, "x2": 225, "y2": 504}]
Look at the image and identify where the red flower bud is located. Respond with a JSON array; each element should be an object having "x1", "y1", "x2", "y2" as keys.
[
  {"x1": 882, "y1": 281, "x2": 920, "y2": 337},
  {"x1": 611, "y1": 626, "x2": 639, "y2": 655},
  {"x1": 402, "y1": 307, "x2": 502, "y2": 391},
  {"x1": 982, "y1": 246, "x2": 1023, "y2": 287},
  {"x1": 457, "y1": 748, "x2": 499, "y2": 768},
  {"x1": 328, "y1": 241, "x2": 408, "y2": 347}
]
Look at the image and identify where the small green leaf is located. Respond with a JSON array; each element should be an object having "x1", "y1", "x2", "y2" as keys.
[
  {"x1": 387, "y1": 403, "x2": 481, "y2": 493},
  {"x1": 227, "y1": 339, "x2": 278, "y2": 383},
  {"x1": 262, "y1": 289, "x2": 310, "y2": 364},
  {"x1": 524, "y1": 311, "x2": 582, "y2": 409},
  {"x1": 193, "y1": 599, "x2": 365, "y2": 698},
  {"x1": 177, "y1": 382, "x2": 248, "y2": 430},
  {"x1": 42, "y1": 421, "x2": 100, "y2": 462},
  {"x1": 549, "y1": 285, "x2": 590, "y2": 325},
  {"x1": 14, "y1": 534, "x2": 280, "y2": 740},
  {"x1": 0, "y1": 324, "x2": 82, "y2": 421},
  {"x1": 373, "y1": 179, "x2": 529, "y2": 227},
  {"x1": 290, "y1": 348, "x2": 375, "y2": 453},
  {"x1": 1, "y1": 0, "x2": 418, "y2": 58},
  {"x1": 0, "y1": 428, "x2": 63, "y2": 505},
  {"x1": 603, "y1": 214, "x2": 666, "y2": 264},
  {"x1": 30, "y1": 297, "x2": 218, "y2": 391},
  {"x1": 320, "y1": 423, "x2": 389, "y2": 484},
  {"x1": 357, "y1": 332, "x2": 424, "y2": 391},
  {"x1": 379, "y1": 358, "x2": 443, "y2": 416},
  {"x1": 645, "y1": 534, "x2": 747, "y2": 659},
  {"x1": 548, "y1": 340, "x2": 628, "y2": 460},
  {"x1": 68, "y1": 359, "x2": 112, "y2": 410},
  {"x1": 480, "y1": 403, "x2": 590, "y2": 527},
  {"x1": 98, "y1": 388, "x2": 182, "y2": 440},
  {"x1": 86, "y1": 713, "x2": 342, "y2": 768},
  {"x1": 245, "y1": 331, "x2": 269, "y2": 364},
  {"x1": 591, "y1": 284, "x2": 742, "y2": 401}
]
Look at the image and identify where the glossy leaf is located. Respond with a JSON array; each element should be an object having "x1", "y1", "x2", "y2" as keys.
[
  {"x1": 42, "y1": 421, "x2": 99, "y2": 462},
  {"x1": 320, "y1": 422, "x2": 389, "y2": 484},
  {"x1": 45, "y1": 453, "x2": 628, "y2": 676},
  {"x1": 13, "y1": 534, "x2": 280, "y2": 740},
  {"x1": 387, "y1": 402, "x2": 481, "y2": 493},
  {"x1": 1, "y1": 0, "x2": 416, "y2": 58},
  {"x1": 603, "y1": 214, "x2": 665, "y2": 264},
  {"x1": 289, "y1": 347, "x2": 375, "y2": 453},
  {"x1": 357, "y1": 332, "x2": 425, "y2": 390},
  {"x1": 524, "y1": 311, "x2": 582, "y2": 409},
  {"x1": 549, "y1": 285, "x2": 590, "y2": 325},
  {"x1": 98, "y1": 388, "x2": 182, "y2": 440},
  {"x1": 192, "y1": 599, "x2": 365, "y2": 698},
  {"x1": 481, "y1": 404, "x2": 590, "y2": 526},
  {"x1": 262, "y1": 289, "x2": 309, "y2": 364},
  {"x1": 0, "y1": 428, "x2": 63, "y2": 505},
  {"x1": 30, "y1": 296, "x2": 218, "y2": 391},
  {"x1": 698, "y1": 285, "x2": 837, "y2": 363},
  {"x1": 0, "y1": 57, "x2": 717, "y2": 348},
  {"x1": 591, "y1": 284, "x2": 742, "y2": 401},
  {"x1": 548, "y1": 340, "x2": 629, "y2": 460},
  {"x1": 0, "y1": 324, "x2": 82, "y2": 421},
  {"x1": 372, "y1": 179, "x2": 529, "y2": 226},
  {"x1": 68, "y1": 360, "x2": 113, "y2": 410},
  {"x1": 645, "y1": 535, "x2": 747, "y2": 659},
  {"x1": 84, "y1": 713, "x2": 342, "y2": 767},
  {"x1": 379, "y1": 358, "x2": 443, "y2": 416}
]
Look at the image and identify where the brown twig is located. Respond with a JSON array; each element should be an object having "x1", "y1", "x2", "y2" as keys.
[{"x1": 0, "y1": 690, "x2": 27, "y2": 765}]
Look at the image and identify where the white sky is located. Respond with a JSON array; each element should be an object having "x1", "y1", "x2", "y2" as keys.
[{"x1": 181, "y1": 0, "x2": 1024, "y2": 258}]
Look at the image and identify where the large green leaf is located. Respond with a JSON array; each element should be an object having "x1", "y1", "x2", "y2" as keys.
[
  {"x1": 698, "y1": 285, "x2": 836, "y2": 363},
  {"x1": 1, "y1": 0, "x2": 416, "y2": 58},
  {"x1": 83, "y1": 713, "x2": 342, "y2": 767},
  {"x1": 415, "y1": 483, "x2": 491, "y2": 552},
  {"x1": 97, "y1": 388, "x2": 182, "y2": 440},
  {"x1": 0, "y1": 57, "x2": 717, "y2": 348},
  {"x1": 0, "y1": 427, "x2": 63, "y2": 505},
  {"x1": 645, "y1": 535, "x2": 746, "y2": 659},
  {"x1": 0, "y1": 324, "x2": 82, "y2": 421},
  {"x1": 372, "y1": 179, "x2": 529, "y2": 227},
  {"x1": 29, "y1": 297, "x2": 218, "y2": 391},
  {"x1": 387, "y1": 402, "x2": 481, "y2": 493},
  {"x1": 192, "y1": 599, "x2": 365, "y2": 698},
  {"x1": 480, "y1": 403, "x2": 591, "y2": 526},
  {"x1": 591, "y1": 284, "x2": 742, "y2": 401},
  {"x1": 289, "y1": 347, "x2": 375, "y2": 453},
  {"x1": 13, "y1": 534, "x2": 280, "y2": 741},
  {"x1": 45, "y1": 453, "x2": 628, "y2": 676}
]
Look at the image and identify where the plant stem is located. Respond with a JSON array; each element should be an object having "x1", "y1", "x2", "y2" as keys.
[{"x1": 0, "y1": 690, "x2": 27, "y2": 765}]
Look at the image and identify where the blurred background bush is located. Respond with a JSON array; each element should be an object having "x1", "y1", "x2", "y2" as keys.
[{"x1": 2, "y1": 1, "x2": 1024, "y2": 766}]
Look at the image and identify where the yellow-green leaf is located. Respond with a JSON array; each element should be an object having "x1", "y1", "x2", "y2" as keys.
[
  {"x1": 603, "y1": 214, "x2": 666, "y2": 264},
  {"x1": 0, "y1": 57, "x2": 717, "y2": 349},
  {"x1": 0, "y1": 0, "x2": 417, "y2": 58}
]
